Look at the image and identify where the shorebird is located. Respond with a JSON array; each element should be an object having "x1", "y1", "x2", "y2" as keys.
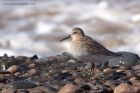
[{"x1": 60, "y1": 27, "x2": 121, "y2": 65}]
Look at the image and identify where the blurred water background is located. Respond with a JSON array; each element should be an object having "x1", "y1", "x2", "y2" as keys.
[{"x1": 0, "y1": 0, "x2": 140, "y2": 57}]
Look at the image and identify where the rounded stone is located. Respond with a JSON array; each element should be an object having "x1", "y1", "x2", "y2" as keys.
[
  {"x1": 109, "y1": 52, "x2": 138, "y2": 68},
  {"x1": 9, "y1": 81, "x2": 37, "y2": 89},
  {"x1": 14, "y1": 72, "x2": 21, "y2": 76},
  {"x1": 74, "y1": 78, "x2": 86, "y2": 85},
  {"x1": 28, "y1": 63, "x2": 36, "y2": 69},
  {"x1": 27, "y1": 69, "x2": 39, "y2": 76},
  {"x1": 7, "y1": 65, "x2": 19, "y2": 73},
  {"x1": 58, "y1": 83, "x2": 77, "y2": 93},
  {"x1": 103, "y1": 68, "x2": 114, "y2": 74},
  {"x1": 132, "y1": 64, "x2": 140, "y2": 78},
  {"x1": 114, "y1": 83, "x2": 135, "y2": 93}
]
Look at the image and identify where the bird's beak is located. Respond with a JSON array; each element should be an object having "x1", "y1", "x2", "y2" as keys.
[{"x1": 60, "y1": 35, "x2": 71, "y2": 42}]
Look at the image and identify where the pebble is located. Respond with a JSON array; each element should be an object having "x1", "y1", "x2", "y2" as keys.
[
  {"x1": 108, "y1": 72, "x2": 127, "y2": 80},
  {"x1": 7, "y1": 65, "x2": 19, "y2": 73},
  {"x1": 14, "y1": 72, "x2": 22, "y2": 76},
  {"x1": 0, "y1": 53, "x2": 140, "y2": 93},
  {"x1": 103, "y1": 68, "x2": 114, "y2": 74},
  {"x1": 1, "y1": 88, "x2": 15, "y2": 93},
  {"x1": 47, "y1": 56, "x2": 58, "y2": 62},
  {"x1": 114, "y1": 83, "x2": 135, "y2": 93},
  {"x1": 31, "y1": 86, "x2": 55, "y2": 93},
  {"x1": 27, "y1": 69, "x2": 39, "y2": 76},
  {"x1": 74, "y1": 77, "x2": 86, "y2": 85},
  {"x1": 0, "y1": 70, "x2": 11, "y2": 74},
  {"x1": 9, "y1": 81, "x2": 37, "y2": 89},
  {"x1": 58, "y1": 83, "x2": 77, "y2": 93},
  {"x1": 132, "y1": 64, "x2": 140, "y2": 78},
  {"x1": 109, "y1": 52, "x2": 138, "y2": 68},
  {"x1": 28, "y1": 63, "x2": 36, "y2": 69},
  {"x1": 125, "y1": 70, "x2": 136, "y2": 78}
]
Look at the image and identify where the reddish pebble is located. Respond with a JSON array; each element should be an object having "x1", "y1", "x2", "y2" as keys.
[
  {"x1": 114, "y1": 83, "x2": 135, "y2": 93},
  {"x1": 58, "y1": 83, "x2": 77, "y2": 93},
  {"x1": 28, "y1": 63, "x2": 36, "y2": 69},
  {"x1": 7, "y1": 65, "x2": 19, "y2": 73}
]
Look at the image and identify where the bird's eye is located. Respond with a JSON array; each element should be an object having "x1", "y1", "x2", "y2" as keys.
[{"x1": 73, "y1": 32, "x2": 77, "y2": 34}]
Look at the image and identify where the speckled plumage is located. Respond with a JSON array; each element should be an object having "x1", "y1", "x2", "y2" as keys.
[{"x1": 61, "y1": 27, "x2": 121, "y2": 63}]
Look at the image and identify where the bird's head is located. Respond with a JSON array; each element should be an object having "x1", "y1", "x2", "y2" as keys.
[{"x1": 60, "y1": 27, "x2": 85, "y2": 42}]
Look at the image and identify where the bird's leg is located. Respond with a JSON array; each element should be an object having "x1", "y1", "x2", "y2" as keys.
[
  {"x1": 90, "y1": 63, "x2": 96, "y2": 75},
  {"x1": 90, "y1": 62, "x2": 108, "y2": 75}
]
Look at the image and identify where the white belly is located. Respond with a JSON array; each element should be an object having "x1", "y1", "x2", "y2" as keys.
[{"x1": 70, "y1": 42, "x2": 88, "y2": 57}]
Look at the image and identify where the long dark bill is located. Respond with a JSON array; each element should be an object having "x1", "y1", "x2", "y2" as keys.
[{"x1": 60, "y1": 35, "x2": 71, "y2": 42}]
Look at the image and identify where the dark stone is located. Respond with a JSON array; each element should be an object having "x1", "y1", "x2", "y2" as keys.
[
  {"x1": 109, "y1": 52, "x2": 138, "y2": 68},
  {"x1": 9, "y1": 81, "x2": 37, "y2": 89}
]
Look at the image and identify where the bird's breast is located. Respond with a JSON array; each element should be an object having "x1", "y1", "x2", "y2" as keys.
[{"x1": 70, "y1": 41, "x2": 88, "y2": 57}]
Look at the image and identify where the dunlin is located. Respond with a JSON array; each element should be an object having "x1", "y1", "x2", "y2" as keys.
[{"x1": 60, "y1": 27, "x2": 121, "y2": 64}]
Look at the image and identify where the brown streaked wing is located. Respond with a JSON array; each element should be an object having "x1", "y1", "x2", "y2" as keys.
[{"x1": 82, "y1": 36, "x2": 120, "y2": 56}]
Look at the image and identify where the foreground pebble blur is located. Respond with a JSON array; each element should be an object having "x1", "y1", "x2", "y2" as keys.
[{"x1": 0, "y1": 53, "x2": 139, "y2": 93}]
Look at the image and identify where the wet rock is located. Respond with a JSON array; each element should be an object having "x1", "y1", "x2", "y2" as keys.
[
  {"x1": 94, "y1": 73, "x2": 108, "y2": 81},
  {"x1": 93, "y1": 67, "x2": 103, "y2": 75},
  {"x1": 1, "y1": 53, "x2": 139, "y2": 93},
  {"x1": 27, "y1": 69, "x2": 39, "y2": 76},
  {"x1": 104, "y1": 80, "x2": 116, "y2": 90},
  {"x1": 53, "y1": 72, "x2": 72, "y2": 81},
  {"x1": 56, "y1": 55, "x2": 70, "y2": 62},
  {"x1": 0, "y1": 76, "x2": 8, "y2": 83},
  {"x1": 47, "y1": 56, "x2": 58, "y2": 62},
  {"x1": 130, "y1": 79, "x2": 140, "y2": 88},
  {"x1": 72, "y1": 72, "x2": 83, "y2": 78},
  {"x1": 109, "y1": 52, "x2": 138, "y2": 68},
  {"x1": 35, "y1": 58, "x2": 48, "y2": 64},
  {"x1": 116, "y1": 67, "x2": 126, "y2": 72},
  {"x1": 1, "y1": 88, "x2": 15, "y2": 93},
  {"x1": 14, "y1": 72, "x2": 22, "y2": 76},
  {"x1": 30, "y1": 86, "x2": 56, "y2": 93},
  {"x1": 74, "y1": 78, "x2": 86, "y2": 85},
  {"x1": 19, "y1": 65, "x2": 29, "y2": 72},
  {"x1": 28, "y1": 63, "x2": 36, "y2": 69},
  {"x1": 132, "y1": 64, "x2": 140, "y2": 78},
  {"x1": 30, "y1": 55, "x2": 38, "y2": 61},
  {"x1": 26, "y1": 55, "x2": 38, "y2": 63},
  {"x1": 134, "y1": 86, "x2": 140, "y2": 93},
  {"x1": 0, "y1": 70, "x2": 11, "y2": 74},
  {"x1": 136, "y1": 57, "x2": 140, "y2": 65},
  {"x1": 58, "y1": 83, "x2": 77, "y2": 93},
  {"x1": 45, "y1": 81, "x2": 64, "y2": 91},
  {"x1": 7, "y1": 65, "x2": 20, "y2": 73},
  {"x1": 36, "y1": 56, "x2": 59, "y2": 65},
  {"x1": 114, "y1": 83, "x2": 135, "y2": 93},
  {"x1": 126, "y1": 70, "x2": 136, "y2": 78},
  {"x1": 108, "y1": 72, "x2": 127, "y2": 80},
  {"x1": 16, "y1": 56, "x2": 28, "y2": 62},
  {"x1": 132, "y1": 64, "x2": 140, "y2": 70},
  {"x1": 7, "y1": 64, "x2": 29, "y2": 73},
  {"x1": 66, "y1": 60, "x2": 81, "y2": 68},
  {"x1": 92, "y1": 84, "x2": 112, "y2": 93},
  {"x1": 62, "y1": 52, "x2": 76, "y2": 60},
  {"x1": 9, "y1": 81, "x2": 37, "y2": 89},
  {"x1": 81, "y1": 84, "x2": 91, "y2": 91},
  {"x1": 103, "y1": 68, "x2": 115, "y2": 74}
]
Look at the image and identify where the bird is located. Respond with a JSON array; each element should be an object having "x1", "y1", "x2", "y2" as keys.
[{"x1": 60, "y1": 27, "x2": 121, "y2": 65}]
